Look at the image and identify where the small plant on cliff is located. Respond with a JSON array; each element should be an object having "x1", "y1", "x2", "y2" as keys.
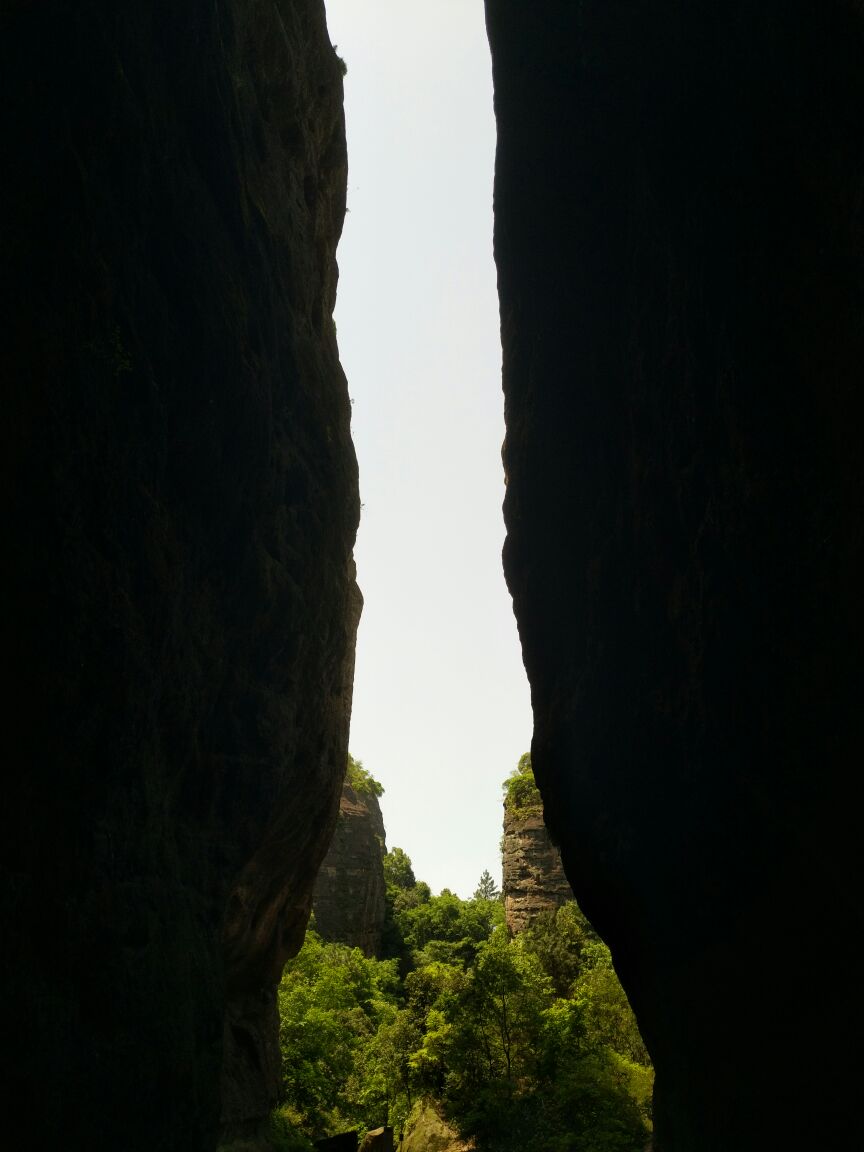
[
  {"x1": 503, "y1": 752, "x2": 542, "y2": 817},
  {"x1": 346, "y1": 753, "x2": 384, "y2": 797}
]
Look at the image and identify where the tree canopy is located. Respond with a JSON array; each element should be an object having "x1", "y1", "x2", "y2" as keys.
[
  {"x1": 276, "y1": 859, "x2": 652, "y2": 1152},
  {"x1": 274, "y1": 757, "x2": 651, "y2": 1151},
  {"x1": 383, "y1": 846, "x2": 415, "y2": 890}
]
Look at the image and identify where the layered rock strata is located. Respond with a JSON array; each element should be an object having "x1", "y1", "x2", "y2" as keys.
[
  {"x1": 2, "y1": 2, "x2": 358, "y2": 1148},
  {"x1": 312, "y1": 783, "x2": 387, "y2": 956},
  {"x1": 502, "y1": 807, "x2": 573, "y2": 935},
  {"x1": 487, "y1": 2, "x2": 864, "y2": 1148}
]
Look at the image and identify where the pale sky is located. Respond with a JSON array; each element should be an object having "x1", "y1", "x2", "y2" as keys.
[{"x1": 325, "y1": 0, "x2": 532, "y2": 898}]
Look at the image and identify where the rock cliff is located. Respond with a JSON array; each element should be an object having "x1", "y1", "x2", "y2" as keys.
[
  {"x1": 312, "y1": 784, "x2": 387, "y2": 956},
  {"x1": 487, "y1": 1, "x2": 864, "y2": 1148},
  {"x1": 2, "y1": 2, "x2": 358, "y2": 1149},
  {"x1": 502, "y1": 807, "x2": 573, "y2": 935}
]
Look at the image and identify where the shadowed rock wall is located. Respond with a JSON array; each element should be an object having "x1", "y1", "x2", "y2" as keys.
[
  {"x1": 502, "y1": 807, "x2": 573, "y2": 935},
  {"x1": 486, "y1": 2, "x2": 864, "y2": 1148},
  {"x1": 312, "y1": 783, "x2": 387, "y2": 956},
  {"x1": 2, "y1": 1, "x2": 358, "y2": 1148}
]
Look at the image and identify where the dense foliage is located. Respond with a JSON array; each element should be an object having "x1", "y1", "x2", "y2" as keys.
[
  {"x1": 502, "y1": 752, "x2": 542, "y2": 816},
  {"x1": 276, "y1": 844, "x2": 652, "y2": 1152},
  {"x1": 345, "y1": 753, "x2": 384, "y2": 797}
]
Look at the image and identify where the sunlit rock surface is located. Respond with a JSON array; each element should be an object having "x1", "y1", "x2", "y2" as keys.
[
  {"x1": 312, "y1": 783, "x2": 388, "y2": 956},
  {"x1": 502, "y1": 807, "x2": 573, "y2": 935},
  {"x1": 2, "y1": 1, "x2": 358, "y2": 1148},
  {"x1": 487, "y1": 1, "x2": 864, "y2": 1147},
  {"x1": 401, "y1": 1105, "x2": 470, "y2": 1152}
]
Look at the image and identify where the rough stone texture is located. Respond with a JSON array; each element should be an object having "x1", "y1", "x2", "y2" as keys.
[
  {"x1": 401, "y1": 1105, "x2": 472, "y2": 1152},
  {"x1": 502, "y1": 807, "x2": 573, "y2": 935},
  {"x1": 221, "y1": 576, "x2": 363, "y2": 1143},
  {"x1": 312, "y1": 783, "x2": 387, "y2": 956},
  {"x1": 220, "y1": 988, "x2": 284, "y2": 1144},
  {"x1": 487, "y1": 2, "x2": 864, "y2": 1149},
  {"x1": 2, "y1": 2, "x2": 358, "y2": 1149},
  {"x1": 359, "y1": 1126, "x2": 394, "y2": 1152}
]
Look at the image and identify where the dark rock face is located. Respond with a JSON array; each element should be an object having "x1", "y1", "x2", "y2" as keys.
[
  {"x1": 2, "y1": 2, "x2": 358, "y2": 1149},
  {"x1": 502, "y1": 807, "x2": 573, "y2": 935},
  {"x1": 312, "y1": 784, "x2": 387, "y2": 956},
  {"x1": 487, "y1": 2, "x2": 864, "y2": 1148},
  {"x1": 315, "y1": 1135, "x2": 359, "y2": 1152}
]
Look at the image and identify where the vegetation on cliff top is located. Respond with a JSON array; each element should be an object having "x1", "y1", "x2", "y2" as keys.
[
  {"x1": 346, "y1": 752, "x2": 384, "y2": 797},
  {"x1": 502, "y1": 752, "x2": 542, "y2": 817}
]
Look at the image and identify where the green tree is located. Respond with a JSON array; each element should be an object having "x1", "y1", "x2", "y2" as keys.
[
  {"x1": 278, "y1": 846, "x2": 651, "y2": 1152},
  {"x1": 381, "y1": 847, "x2": 429, "y2": 965},
  {"x1": 400, "y1": 890, "x2": 503, "y2": 968},
  {"x1": 383, "y1": 846, "x2": 415, "y2": 890},
  {"x1": 408, "y1": 926, "x2": 649, "y2": 1152},
  {"x1": 473, "y1": 869, "x2": 500, "y2": 901},
  {"x1": 573, "y1": 942, "x2": 651, "y2": 1066},
  {"x1": 520, "y1": 901, "x2": 596, "y2": 997},
  {"x1": 467, "y1": 928, "x2": 552, "y2": 1084},
  {"x1": 277, "y1": 930, "x2": 399, "y2": 1136},
  {"x1": 359, "y1": 1008, "x2": 423, "y2": 1135},
  {"x1": 411, "y1": 929, "x2": 551, "y2": 1138}
]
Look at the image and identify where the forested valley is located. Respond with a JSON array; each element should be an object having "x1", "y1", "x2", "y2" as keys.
[{"x1": 269, "y1": 759, "x2": 653, "y2": 1152}]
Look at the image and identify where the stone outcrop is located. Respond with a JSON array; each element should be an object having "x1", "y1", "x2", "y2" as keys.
[
  {"x1": 359, "y1": 1126, "x2": 394, "y2": 1152},
  {"x1": 312, "y1": 784, "x2": 387, "y2": 956},
  {"x1": 2, "y1": 2, "x2": 358, "y2": 1149},
  {"x1": 487, "y1": 2, "x2": 864, "y2": 1148},
  {"x1": 401, "y1": 1105, "x2": 470, "y2": 1152},
  {"x1": 502, "y1": 807, "x2": 573, "y2": 935}
]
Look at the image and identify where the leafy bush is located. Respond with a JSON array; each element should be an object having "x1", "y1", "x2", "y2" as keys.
[
  {"x1": 277, "y1": 931, "x2": 400, "y2": 1137},
  {"x1": 520, "y1": 902, "x2": 597, "y2": 997},
  {"x1": 383, "y1": 847, "x2": 415, "y2": 890},
  {"x1": 502, "y1": 752, "x2": 542, "y2": 816},
  {"x1": 268, "y1": 1111, "x2": 316, "y2": 1152},
  {"x1": 345, "y1": 753, "x2": 384, "y2": 797}
]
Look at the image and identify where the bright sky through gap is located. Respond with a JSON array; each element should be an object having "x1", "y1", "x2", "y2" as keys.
[{"x1": 324, "y1": 0, "x2": 533, "y2": 898}]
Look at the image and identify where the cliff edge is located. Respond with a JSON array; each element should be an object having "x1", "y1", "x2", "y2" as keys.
[
  {"x1": 487, "y1": 2, "x2": 864, "y2": 1147},
  {"x1": 2, "y1": 1, "x2": 358, "y2": 1148},
  {"x1": 312, "y1": 783, "x2": 388, "y2": 957},
  {"x1": 502, "y1": 807, "x2": 573, "y2": 936}
]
